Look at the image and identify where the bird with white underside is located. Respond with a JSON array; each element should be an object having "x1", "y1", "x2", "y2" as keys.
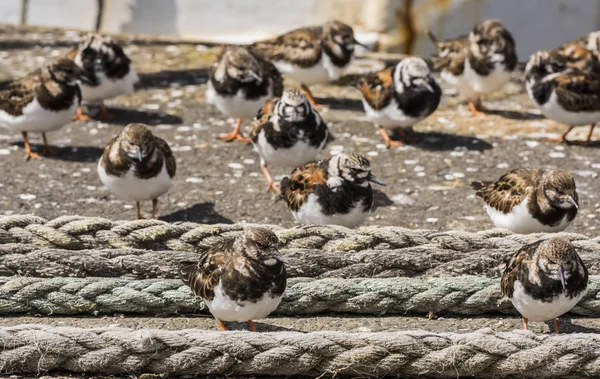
[
  {"x1": 98, "y1": 123, "x2": 176, "y2": 219},
  {"x1": 180, "y1": 227, "x2": 287, "y2": 332}
]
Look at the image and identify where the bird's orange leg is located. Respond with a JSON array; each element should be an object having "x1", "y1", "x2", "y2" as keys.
[
  {"x1": 522, "y1": 317, "x2": 529, "y2": 330},
  {"x1": 72, "y1": 107, "x2": 91, "y2": 121},
  {"x1": 546, "y1": 126, "x2": 575, "y2": 143},
  {"x1": 552, "y1": 319, "x2": 560, "y2": 334},
  {"x1": 136, "y1": 202, "x2": 142, "y2": 220},
  {"x1": 217, "y1": 118, "x2": 251, "y2": 143},
  {"x1": 248, "y1": 320, "x2": 257, "y2": 332},
  {"x1": 98, "y1": 102, "x2": 115, "y2": 120},
  {"x1": 586, "y1": 123, "x2": 596, "y2": 143},
  {"x1": 217, "y1": 320, "x2": 227, "y2": 331},
  {"x1": 378, "y1": 126, "x2": 404, "y2": 148},
  {"x1": 22, "y1": 132, "x2": 40, "y2": 161},
  {"x1": 41, "y1": 133, "x2": 58, "y2": 156},
  {"x1": 151, "y1": 198, "x2": 158, "y2": 219},
  {"x1": 260, "y1": 162, "x2": 279, "y2": 193},
  {"x1": 468, "y1": 97, "x2": 486, "y2": 117},
  {"x1": 300, "y1": 83, "x2": 321, "y2": 109}
]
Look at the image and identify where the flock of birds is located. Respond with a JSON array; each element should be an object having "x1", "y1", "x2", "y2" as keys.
[{"x1": 0, "y1": 19, "x2": 596, "y2": 334}]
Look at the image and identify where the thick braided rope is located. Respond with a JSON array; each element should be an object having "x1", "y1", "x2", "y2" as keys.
[
  {"x1": 2, "y1": 215, "x2": 600, "y2": 278},
  {"x1": 0, "y1": 325, "x2": 598, "y2": 377},
  {"x1": 0, "y1": 276, "x2": 597, "y2": 316}
]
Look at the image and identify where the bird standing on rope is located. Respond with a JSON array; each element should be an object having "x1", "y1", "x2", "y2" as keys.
[
  {"x1": 180, "y1": 227, "x2": 288, "y2": 332},
  {"x1": 501, "y1": 237, "x2": 588, "y2": 333}
]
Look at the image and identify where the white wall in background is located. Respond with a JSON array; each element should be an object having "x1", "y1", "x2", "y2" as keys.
[
  {"x1": 0, "y1": 0, "x2": 21, "y2": 24},
  {"x1": 26, "y1": 0, "x2": 99, "y2": 30}
]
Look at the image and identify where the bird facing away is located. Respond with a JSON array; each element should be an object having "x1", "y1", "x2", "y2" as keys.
[
  {"x1": 180, "y1": 227, "x2": 288, "y2": 332},
  {"x1": 0, "y1": 57, "x2": 91, "y2": 160},
  {"x1": 280, "y1": 152, "x2": 385, "y2": 228},
  {"x1": 525, "y1": 49, "x2": 600, "y2": 144},
  {"x1": 249, "y1": 88, "x2": 330, "y2": 192},
  {"x1": 251, "y1": 20, "x2": 362, "y2": 107},
  {"x1": 471, "y1": 169, "x2": 578, "y2": 234},
  {"x1": 358, "y1": 57, "x2": 441, "y2": 147},
  {"x1": 98, "y1": 123, "x2": 176, "y2": 219},
  {"x1": 205, "y1": 46, "x2": 283, "y2": 143},
  {"x1": 67, "y1": 33, "x2": 139, "y2": 120},
  {"x1": 501, "y1": 237, "x2": 588, "y2": 333},
  {"x1": 428, "y1": 19, "x2": 517, "y2": 117}
]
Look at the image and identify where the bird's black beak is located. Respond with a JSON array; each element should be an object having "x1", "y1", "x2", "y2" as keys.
[
  {"x1": 77, "y1": 68, "x2": 94, "y2": 85},
  {"x1": 367, "y1": 173, "x2": 386, "y2": 186},
  {"x1": 567, "y1": 195, "x2": 578, "y2": 210},
  {"x1": 558, "y1": 265, "x2": 566, "y2": 290},
  {"x1": 137, "y1": 150, "x2": 143, "y2": 162},
  {"x1": 352, "y1": 37, "x2": 369, "y2": 50}
]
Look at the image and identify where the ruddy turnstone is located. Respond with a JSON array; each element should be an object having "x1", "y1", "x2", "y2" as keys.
[
  {"x1": 249, "y1": 88, "x2": 330, "y2": 192},
  {"x1": 251, "y1": 20, "x2": 362, "y2": 106},
  {"x1": 280, "y1": 152, "x2": 385, "y2": 228},
  {"x1": 67, "y1": 33, "x2": 139, "y2": 120},
  {"x1": 180, "y1": 227, "x2": 287, "y2": 332},
  {"x1": 525, "y1": 50, "x2": 600, "y2": 143},
  {"x1": 428, "y1": 19, "x2": 517, "y2": 116},
  {"x1": 471, "y1": 168, "x2": 578, "y2": 234},
  {"x1": 98, "y1": 123, "x2": 176, "y2": 219},
  {"x1": 0, "y1": 57, "x2": 91, "y2": 160},
  {"x1": 205, "y1": 46, "x2": 283, "y2": 142},
  {"x1": 358, "y1": 57, "x2": 441, "y2": 147},
  {"x1": 501, "y1": 237, "x2": 588, "y2": 333}
]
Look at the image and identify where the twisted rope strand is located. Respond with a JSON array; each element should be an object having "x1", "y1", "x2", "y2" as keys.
[
  {"x1": 0, "y1": 276, "x2": 597, "y2": 316},
  {"x1": 0, "y1": 325, "x2": 598, "y2": 377}
]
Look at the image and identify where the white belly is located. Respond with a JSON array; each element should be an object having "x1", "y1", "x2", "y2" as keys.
[
  {"x1": 0, "y1": 97, "x2": 78, "y2": 133},
  {"x1": 510, "y1": 280, "x2": 586, "y2": 322},
  {"x1": 81, "y1": 70, "x2": 139, "y2": 103},
  {"x1": 274, "y1": 53, "x2": 348, "y2": 85},
  {"x1": 361, "y1": 98, "x2": 421, "y2": 128},
  {"x1": 529, "y1": 89, "x2": 600, "y2": 126},
  {"x1": 205, "y1": 281, "x2": 283, "y2": 322},
  {"x1": 463, "y1": 58, "x2": 512, "y2": 95},
  {"x1": 485, "y1": 198, "x2": 571, "y2": 234},
  {"x1": 205, "y1": 81, "x2": 271, "y2": 119},
  {"x1": 97, "y1": 160, "x2": 173, "y2": 202},
  {"x1": 292, "y1": 193, "x2": 368, "y2": 228},
  {"x1": 253, "y1": 130, "x2": 325, "y2": 167}
]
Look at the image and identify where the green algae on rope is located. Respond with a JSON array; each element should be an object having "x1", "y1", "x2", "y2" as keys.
[
  {"x1": 0, "y1": 276, "x2": 598, "y2": 317},
  {"x1": 0, "y1": 324, "x2": 598, "y2": 377}
]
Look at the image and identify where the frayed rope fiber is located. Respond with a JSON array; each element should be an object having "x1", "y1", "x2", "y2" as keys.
[
  {"x1": 0, "y1": 325, "x2": 599, "y2": 377},
  {"x1": 2, "y1": 215, "x2": 600, "y2": 278},
  {"x1": 0, "y1": 276, "x2": 598, "y2": 316}
]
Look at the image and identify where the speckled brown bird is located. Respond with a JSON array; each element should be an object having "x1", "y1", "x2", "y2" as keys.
[
  {"x1": 67, "y1": 33, "x2": 138, "y2": 120},
  {"x1": 205, "y1": 46, "x2": 283, "y2": 142},
  {"x1": 180, "y1": 227, "x2": 288, "y2": 332},
  {"x1": 428, "y1": 19, "x2": 517, "y2": 117},
  {"x1": 251, "y1": 20, "x2": 362, "y2": 106},
  {"x1": 280, "y1": 152, "x2": 385, "y2": 228},
  {"x1": 358, "y1": 57, "x2": 441, "y2": 147},
  {"x1": 471, "y1": 168, "x2": 578, "y2": 234},
  {"x1": 501, "y1": 237, "x2": 588, "y2": 333},
  {"x1": 0, "y1": 57, "x2": 91, "y2": 160},
  {"x1": 98, "y1": 123, "x2": 176, "y2": 219}
]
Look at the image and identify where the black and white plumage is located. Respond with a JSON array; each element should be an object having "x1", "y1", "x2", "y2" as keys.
[
  {"x1": 280, "y1": 152, "x2": 385, "y2": 228},
  {"x1": 180, "y1": 227, "x2": 287, "y2": 332},
  {"x1": 249, "y1": 88, "x2": 330, "y2": 192},
  {"x1": 0, "y1": 57, "x2": 90, "y2": 160},
  {"x1": 98, "y1": 123, "x2": 176, "y2": 219},
  {"x1": 251, "y1": 20, "x2": 361, "y2": 106},
  {"x1": 525, "y1": 49, "x2": 600, "y2": 143},
  {"x1": 471, "y1": 169, "x2": 579, "y2": 234},
  {"x1": 501, "y1": 237, "x2": 588, "y2": 333},
  {"x1": 358, "y1": 57, "x2": 441, "y2": 147},
  {"x1": 67, "y1": 33, "x2": 139, "y2": 120},
  {"x1": 205, "y1": 46, "x2": 283, "y2": 142},
  {"x1": 428, "y1": 19, "x2": 517, "y2": 116}
]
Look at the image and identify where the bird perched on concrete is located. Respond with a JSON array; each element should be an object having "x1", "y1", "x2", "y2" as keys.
[
  {"x1": 180, "y1": 227, "x2": 287, "y2": 332},
  {"x1": 67, "y1": 33, "x2": 139, "y2": 120},
  {"x1": 501, "y1": 237, "x2": 588, "y2": 333},
  {"x1": 249, "y1": 88, "x2": 330, "y2": 192},
  {"x1": 0, "y1": 57, "x2": 91, "y2": 160},
  {"x1": 471, "y1": 168, "x2": 578, "y2": 234},
  {"x1": 281, "y1": 152, "x2": 385, "y2": 228},
  {"x1": 428, "y1": 19, "x2": 517, "y2": 117},
  {"x1": 205, "y1": 46, "x2": 283, "y2": 142},
  {"x1": 251, "y1": 20, "x2": 362, "y2": 106},
  {"x1": 525, "y1": 49, "x2": 600, "y2": 144},
  {"x1": 98, "y1": 123, "x2": 176, "y2": 219},
  {"x1": 358, "y1": 57, "x2": 441, "y2": 147}
]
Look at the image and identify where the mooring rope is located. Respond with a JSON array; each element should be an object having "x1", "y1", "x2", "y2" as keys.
[
  {"x1": 0, "y1": 325, "x2": 598, "y2": 377},
  {"x1": 0, "y1": 276, "x2": 597, "y2": 316}
]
